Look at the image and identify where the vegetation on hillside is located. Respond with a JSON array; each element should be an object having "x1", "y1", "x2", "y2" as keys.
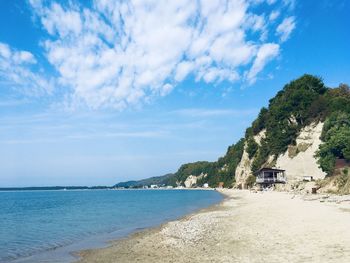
[
  {"x1": 249, "y1": 75, "x2": 328, "y2": 172},
  {"x1": 317, "y1": 167, "x2": 350, "y2": 194},
  {"x1": 246, "y1": 137, "x2": 258, "y2": 159},
  {"x1": 173, "y1": 139, "x2": 244, "y2": 188},
  {"x1": 315, "y1": 84, "x2": 350, "y2": 175},
  {"x1": 115, "y1": 76, "x2": 350, "y2": 188},
  {"x1": 114, "y1": 173, "x2": 176, "y2": 188},
  {"x1": 184, "y1": 76, "x2": 349, "y2": 185},
  {"x1": 172, "y1": 75, "x2": 332, "y2": 186},
  {"x1": 246, "y1": 76, "x2": 350, "y2": 178},
  {"x1": 316, "y1": 111, "x2": 350, "y2": 174}
]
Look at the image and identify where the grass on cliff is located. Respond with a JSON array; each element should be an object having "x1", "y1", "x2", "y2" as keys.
[{"x1": 317, "y1": 168, "x2": 350, "y2": 195}]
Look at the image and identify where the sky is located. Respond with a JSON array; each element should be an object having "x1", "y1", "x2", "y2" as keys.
[{"x1": 0, "y1": 0, "x2": 349, "y2": 187}]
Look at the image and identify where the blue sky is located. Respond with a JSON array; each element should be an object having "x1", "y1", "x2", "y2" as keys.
[{"x1": 0, "y1": 0, "x2": 349, "y2": 187}]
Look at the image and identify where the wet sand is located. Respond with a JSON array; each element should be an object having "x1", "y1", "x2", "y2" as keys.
[{"x1": 78, "y1": 190, "x2": 350, "y2": 263}]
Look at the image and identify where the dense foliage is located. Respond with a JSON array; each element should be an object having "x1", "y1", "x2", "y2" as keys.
[
  {"x1": 175, "y1": 161, "x2": 216, "y2": 184},
  {"x1": 314, "y1": 84, "x2": 350, "y2": 175},
  {"x1": 324, "y1": 84, "x2": 350, "y2": 114},
  {"x1": 213, "y1": 138, "x2": 245, "y2": 187},
  {"x1": 249, "y1": 77, "x2": 350, "y2": 176},
  {"x1": 238, "y1": 76, "x2": 350, "y2": 177},
  {"x1": 316, "y1": 111, "x2": 350, "y2": 174},
  {"x1": 251, "y1": 79, "x2": 350, "y2": 176},
  {"x1": 243, "y1": 75, "x2": 329, "y2": 173},
  {"x1": 114, "y1": 173, "x2": 176, "y2": 188},
  {"x1": 251, "y1": 139, "x2": 270, "y2": 173},
  {"x1": 174, "y1": 139, "x2": 244, "y2": 188},
  {"x1": 246, "y1": 137, "x2": 258, "y2": 159}
]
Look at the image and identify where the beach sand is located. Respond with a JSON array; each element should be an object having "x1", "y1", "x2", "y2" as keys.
[{"x1": 78, "y1": 190, "x2": 350, "y2": 263}]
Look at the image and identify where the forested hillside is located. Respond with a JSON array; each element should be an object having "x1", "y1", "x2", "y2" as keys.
[
  {"x1": 115, "y1": 75, "x2": 350, "y2": 188},
  {"x1": 114, "y1": 173, "x2": 175, "y2": 188}
]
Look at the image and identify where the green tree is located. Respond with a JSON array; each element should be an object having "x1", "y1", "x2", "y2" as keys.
[
  {"x1": 246, "y1": 137, "x2": 258, "y2": 159},
  {"x1": 252, "y1": 107, "x2": 268, "y2": 134},
  {"x1": 317, "y1": 121, "x2": 350, "y2": 175}
]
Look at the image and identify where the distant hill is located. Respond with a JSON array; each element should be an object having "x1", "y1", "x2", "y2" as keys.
[
  {"x1": 0, "y1": 186, "x2": 110, "y2": 191},
  {"x1": 114, "y1": 173, "x2": 176, "y2": 188}
]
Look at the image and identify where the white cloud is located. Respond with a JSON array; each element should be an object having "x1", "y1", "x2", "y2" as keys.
[
  {"x1": 202, "y1": 67, "x2": 239, "y2": 83},
  {"x1": 246, "y1": 43, "x2": 280, "y2": 84},
  {"x1": 175, "y1": 61, "x2": 194, "y2": 82},
  {"x1": 269, "y1": 10, "x2": 280, "y2": 21},
  {"x1": 0, "y1": 42, "x2": 53, "y2": 96},
  {"x1": 276, "y1": 16, "x2": 296, "y2": 42},
  {"x1": 161, "y1": 84, "x2": 173, "y2": 97},
  {"x1": 0, "y1": 43, "x2": 36, "y2": 65},
  {"x1": 28, "y1": 0, "x2": 296, "y2": 109},
  {"x1": 283, "y1": 0, "x2": 296, "y2": 9}
]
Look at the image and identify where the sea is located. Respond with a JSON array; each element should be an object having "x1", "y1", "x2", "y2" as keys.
[{"x1": 0, "y1": 189, "x2": 223, "y2": 262}]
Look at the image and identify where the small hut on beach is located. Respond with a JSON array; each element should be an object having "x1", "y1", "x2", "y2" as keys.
[{"x1": 255, "y1": 168, "x2": 286, "y2": 187}]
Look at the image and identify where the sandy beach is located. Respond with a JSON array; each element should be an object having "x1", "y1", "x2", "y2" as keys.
[{"x1": 78, "y1": 190, "x2": 350, "y2": 263}]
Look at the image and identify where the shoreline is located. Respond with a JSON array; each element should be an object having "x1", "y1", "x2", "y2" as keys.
[
  {"x1": 77, "y1": 189, "x2": 350, "y2": 263},
  {"x1": 6, "y1": 189, "x2": 223, "y2": 263},
  {"x1": 73, "y1": 189, "x2": 230, "y2": 261}
]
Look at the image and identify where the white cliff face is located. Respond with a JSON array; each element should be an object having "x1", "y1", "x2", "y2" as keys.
[
  {"x1": 235, "y1": 130, "x2": 266, "y2": 188},
  {"x1": 235, "y1": 143, "x2": 252, "y2": 188},
  {"x1": 184, "y1": 175, "x2": 197, "y2": 188},
  {"x1": 184, "y1": 173, "x2": 207, "y2": 188},
  {"x1": 235, "y1": 123, "x2": 326, "y2": 187},
  {"x1": 253, "y1": 129, "x2": 266, "y2": 145},
  {"x1": 275, "y1": 122, "x2": 326, "y2": 182}
]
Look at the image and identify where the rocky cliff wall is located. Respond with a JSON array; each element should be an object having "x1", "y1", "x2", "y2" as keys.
[{"x1": 235, "y1": 123, "x2": 326, "y2": 188}]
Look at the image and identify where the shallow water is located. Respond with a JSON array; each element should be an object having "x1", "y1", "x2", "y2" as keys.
[{"x1": 0, "y1": 189, "x2": 223, "y2": 262}]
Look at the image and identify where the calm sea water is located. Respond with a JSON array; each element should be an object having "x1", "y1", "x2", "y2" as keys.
[{"x1": 0, "y1": 189, "x2": 223, "y2": 262}]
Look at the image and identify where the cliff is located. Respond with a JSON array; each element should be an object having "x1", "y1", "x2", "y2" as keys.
[
  {"x1": 175, "y1": 75, "x2": 350, "y2": 189},
  {"x1": 235, "y1": 130, "x2": 265, "y2": 188},
  {"x1": 115, "y1": 75, "x2": 350, "y2": 191},
  {"x1": 275, "y1": 122, "x2": 326, "y2": 182},
  {"x1": 235, "y1": 122, "x2": 327, "y2": 189}
]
